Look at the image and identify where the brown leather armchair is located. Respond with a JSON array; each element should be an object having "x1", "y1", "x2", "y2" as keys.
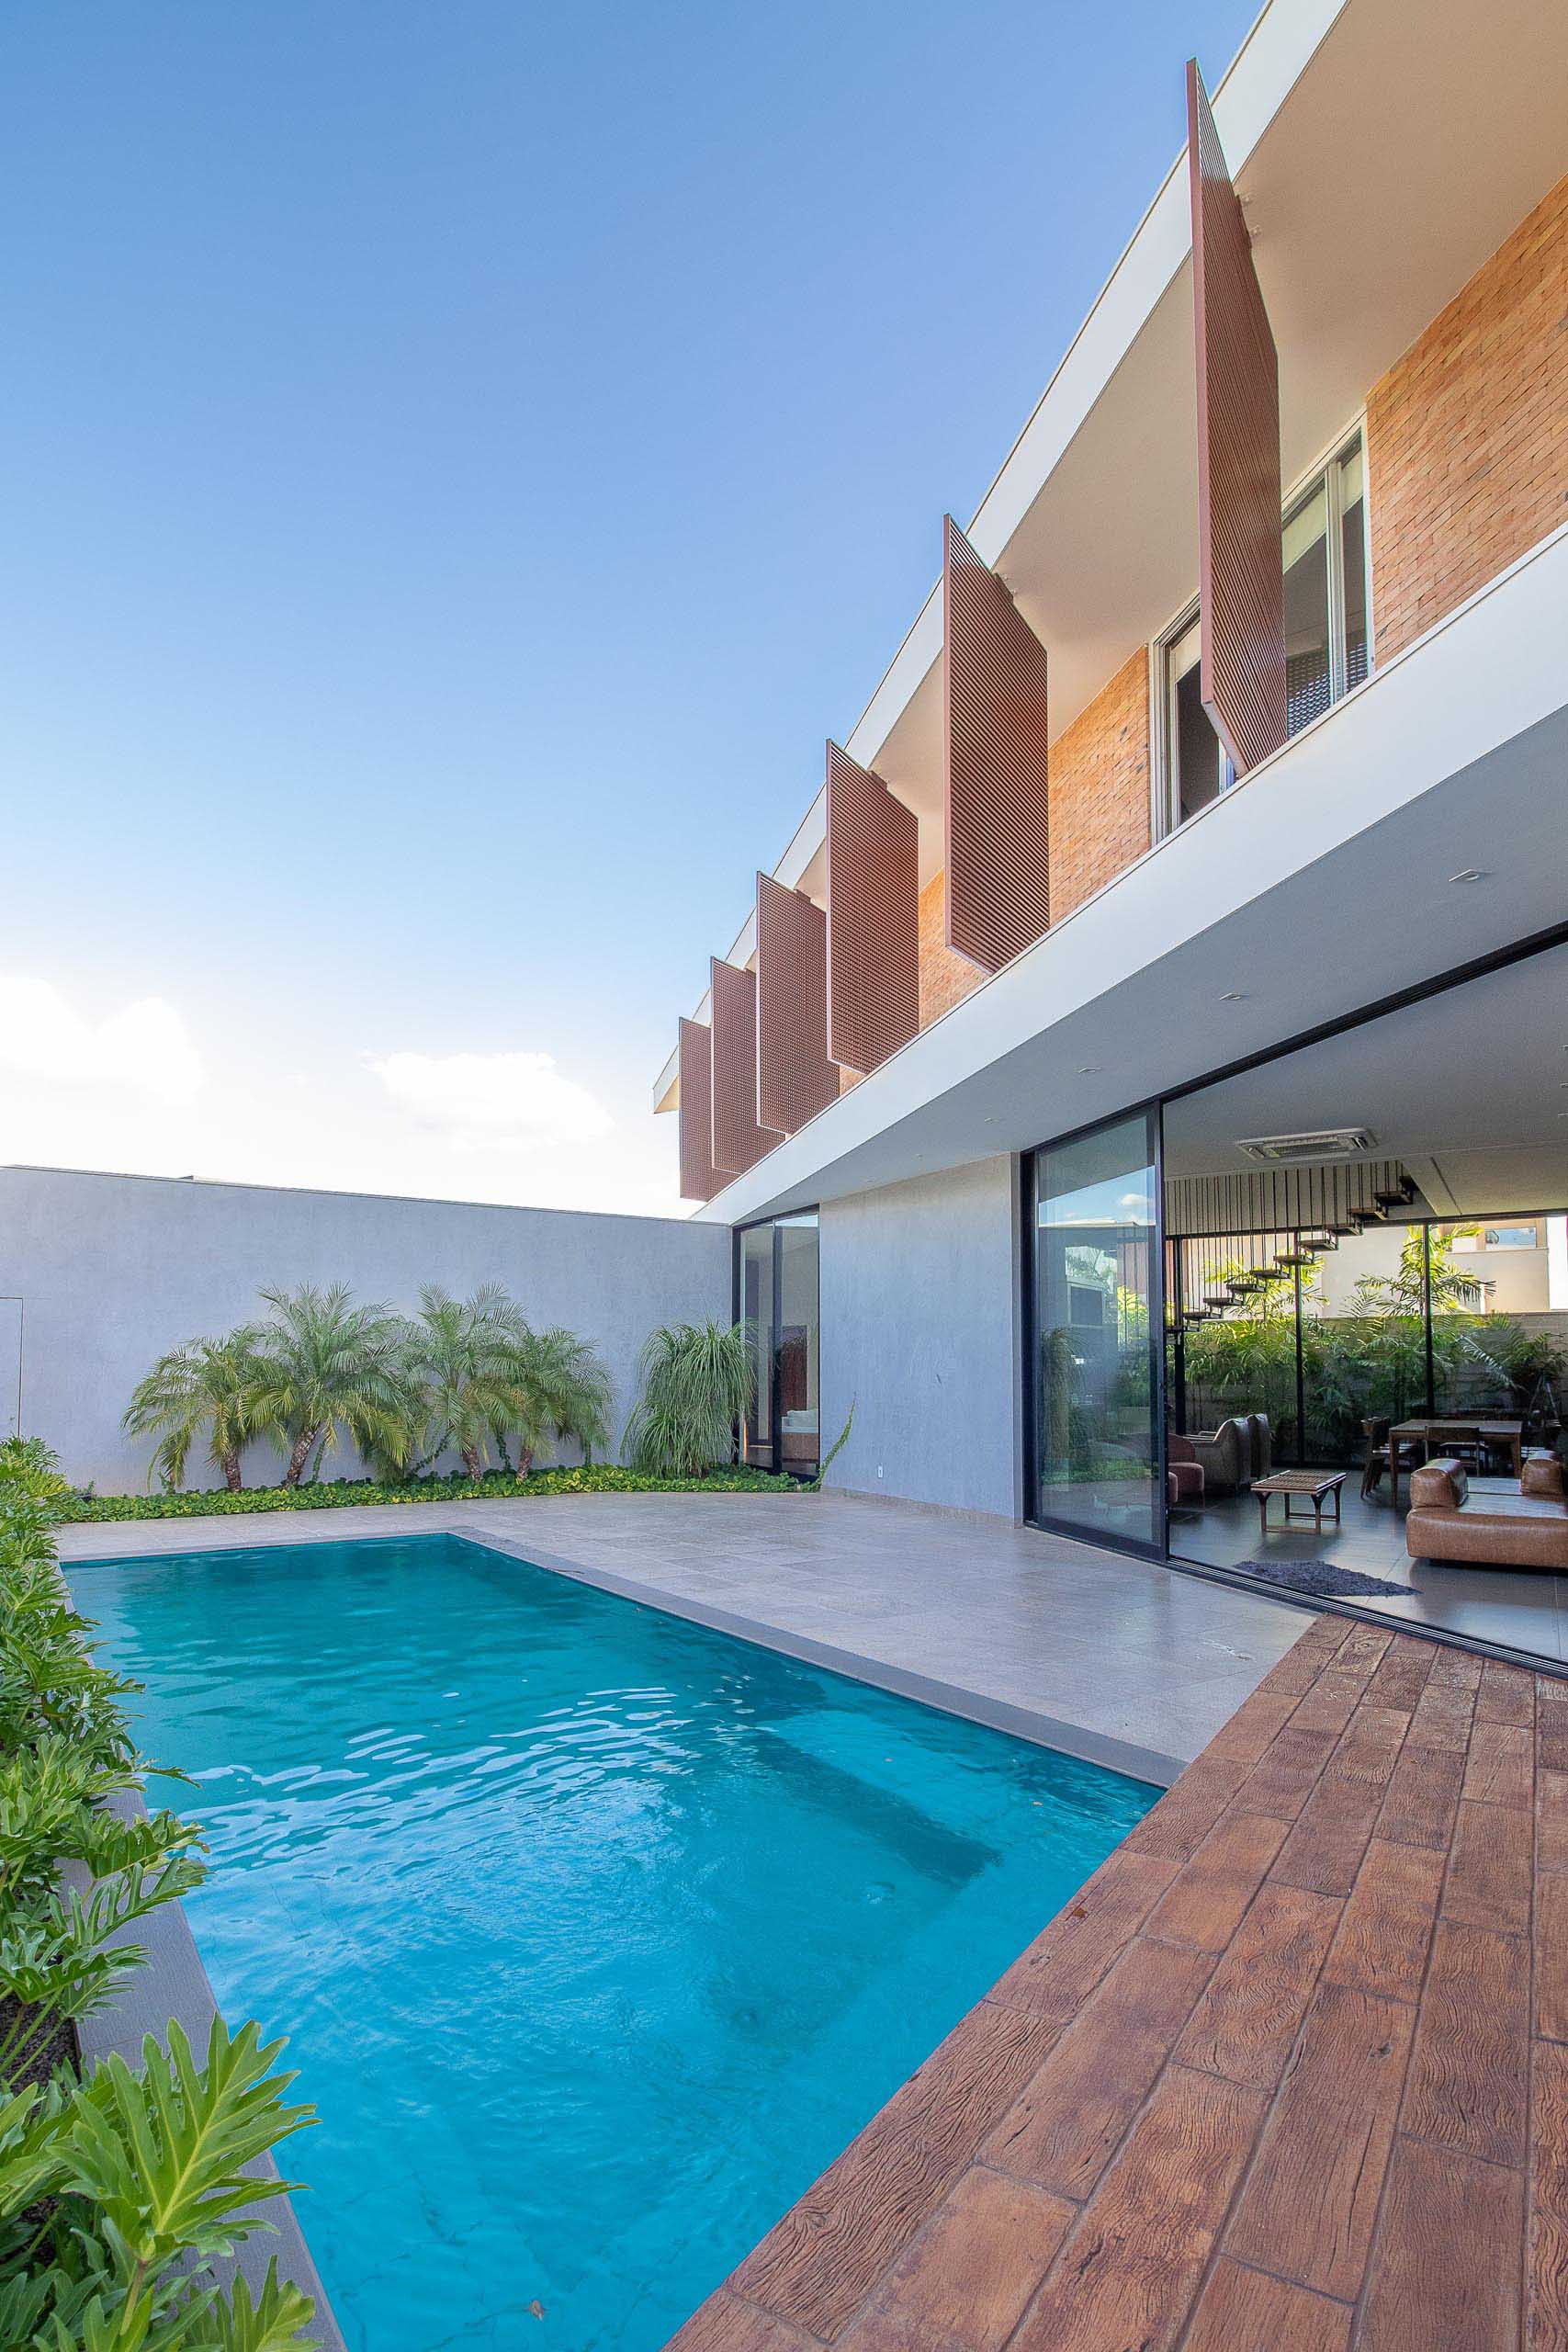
[{"x1": 1406, "y1": 1455, "x2": 1568, "y2": 1571}]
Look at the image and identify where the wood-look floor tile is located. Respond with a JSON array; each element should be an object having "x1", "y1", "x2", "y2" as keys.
[
  {"x1": 1462, "y1": 1720, "x2": 1534, "y2": 1813},
  {"x1": 1122, "y1": 1754, "x2": 1253, "y2": 1864},
  {"x1": 1538, "y1": 1696, "x2": 1568, "y2": 1775},
  {"x1": 837, "y1": 2166, "x2": 1074, "y2": 2352},
  {"x1": 1323, "y1": 1838, "x2": 1444, "y2": 2003},
  {"x1": 1405, "y1": 1687, "x2": 1476, "y2": 1754},
  {"x1": 1289, "y1": 1675, "x2": 1369, "y2": 1739},
  {"x1": 664, "y1": 2290, "x2": 820, "y2": 2351},
  {"x1": 983, "y1": 1935, "x2": 1213, "y2": 2199},
  {"x1": 1269, "y1": 1773, "x2": 1382, "y2": 1899},
  {"x1": 1535, "y1": 1870, "x2": 1568, "y2": 2043},
  {"x1": 1404, "y1": 1920, "x2": 1529, "y2": 2167},
  {"x1": 1475, "y1": 1657, "x2": 1535, "y2": 1726},
  {"x1": 1174, "y1": 1881, "x2": 1341, "y2": 2090},
  {"x1": 1443, "y1": 1799, "x2": 1533, "y2": 1937},
  {"x1": 1529, "y1": 2039, "x2": 1568, "y2": 2349},
  {"x1": 1377, "y1": 1741, "x2": 1466, "y2": 1849},
  {"x1": 1206, "y1": 1688, "x2": 1302, "y2": 1763},
  {"x1": 1364, "y1": 1642, "x2": 1436, "y2": 1714},
  {"x1": 731, "y1": 1997, "x2": 1055, "y2": 2339},
  {"x1": 1145, "y1": 1811, "x2": 1291, "y2": 1951},
  {"x1": 987, "y1": 1848, "x2": 1179, "y2": 2026},
  {"x1": 1180, "y1": 2259, "x2": 1351, "y2": 2352},
  {"x1": 1008, "y1": 2066, "x2": 1266, "y2": 2352},
  {"x1": 1425, "y1": 1645, "x2": 1484, "y2": 1691},
  {"x1": 1240, "y1": 1728, "x2": 1340, "y2": 1821},
  {"x1": 1538, "y1": 1769, "x2": 1568, "y2": 1876},
  {"x1": 1224, "y1": 1980, "x2": 1413, "y2": 2301},
  {"x1": 1355, "y1": 2139, "x2": 1523, "y2": 2351}
]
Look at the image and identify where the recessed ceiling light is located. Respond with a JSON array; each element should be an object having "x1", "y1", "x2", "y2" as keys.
[{"x1": 1448, "y1": 868, "x2": 1489, "y2": 884}]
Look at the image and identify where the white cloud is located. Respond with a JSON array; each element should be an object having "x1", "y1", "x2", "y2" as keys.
[
  {"x1": 0, "y1": 977, "x2": 202, "y2": 1106},
  {"x1": 366, "y1": 1048, "x2": 615, "y2": 1153}
]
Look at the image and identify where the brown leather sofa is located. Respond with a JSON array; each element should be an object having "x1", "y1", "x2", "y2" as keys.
[{"x1": 1405, "y1": 1451, "x2": 1568, "y2": 1570}]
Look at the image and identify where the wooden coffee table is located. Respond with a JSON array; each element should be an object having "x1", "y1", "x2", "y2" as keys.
[{"x1": 1254, "y1": 1469, "x2": 1347, "y2": 1537}]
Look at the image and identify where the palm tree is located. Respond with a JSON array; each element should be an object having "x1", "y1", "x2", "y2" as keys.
[
  {"x1": 122, "y1": 1330, "x2": 262, "y2": 1492},
  {"x1": 398, "y1": 1283, "x2": 527, "y2": 1480},
  {"x1": 502, "y1": 1320, "x2": 614, "y2": 1475},
  {"x1": 246, "y1": 1283, "x2": 419, "y2": 1486},
  {"x1": 623, "y1": 1320, "x2": 753, "y2": 1478}
]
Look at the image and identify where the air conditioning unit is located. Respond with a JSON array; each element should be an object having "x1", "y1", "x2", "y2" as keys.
[{"x1": 1237, "y1": 1128, "x2": 1376, "y2": 1163}]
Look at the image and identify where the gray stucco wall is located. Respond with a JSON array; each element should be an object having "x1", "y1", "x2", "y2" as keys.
[
  {"x1": 0, "y1": 1165, "x2": 730, "y2": 1494},
  {"x1": 818, "y1": 1155, "x2": 1023, "y2": 1521}
]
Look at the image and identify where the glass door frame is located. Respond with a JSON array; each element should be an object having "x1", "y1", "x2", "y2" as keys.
[
  {"x1": 1021, "y1": 1106, "x2": 1169, "y2": 1564},
  {"x1": 732, "y1": 1208, "x2": 821, "y2": 1481}
]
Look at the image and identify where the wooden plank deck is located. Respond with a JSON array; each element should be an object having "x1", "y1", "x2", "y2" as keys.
[{"x1": 666, "y1": 1615, "x2": 1567, "y2": 2351}]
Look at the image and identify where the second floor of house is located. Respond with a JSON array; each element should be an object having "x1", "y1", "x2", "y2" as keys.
[{"x1": 657, "y1": 0, "x2": 1568, "y2": 1211}]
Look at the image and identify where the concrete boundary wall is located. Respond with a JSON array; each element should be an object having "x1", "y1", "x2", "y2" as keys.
[{"x1": 0, "y1": 1166, "x2": 730, "y2": 1495}]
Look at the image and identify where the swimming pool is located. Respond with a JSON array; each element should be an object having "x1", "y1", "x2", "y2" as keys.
[{"x1": 69, "y1": 1532, "x2": 1155, "y2": 2351}]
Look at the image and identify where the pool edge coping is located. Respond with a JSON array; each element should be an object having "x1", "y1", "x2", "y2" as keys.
[{"x1": 454, "y1": 1527, "x2": 1186, "y2": 1790}]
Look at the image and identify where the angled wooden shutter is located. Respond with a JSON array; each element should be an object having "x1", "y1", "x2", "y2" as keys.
[
  {"x1": 824, "y1": 740, "x2": 919, "y2": 1076},
  {"x1": 755, "y1": 871, "x2": 838, "y2": 1134},
  {"x1": 710, "y1": 957, "x2": 784, "y2": 1176},
  {"x1": 677, "y1": 1018, "x2": 720, "y2": 1203},
  {"x1": 1188, "y1": 58, "x2": 1287, "y2": 775},
  {"x1": 942, "y1": 517, "x2": 1051, "y2": 972}
]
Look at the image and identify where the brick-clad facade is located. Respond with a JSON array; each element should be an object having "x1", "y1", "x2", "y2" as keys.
[
  {"x1": 918, "y1": 871, "x2": 985, "y2": 1027},
  {"x1": 1046, "y1": 647, "x2": 1152, "y2": 924},
  {"x1": 1367, "y1": 170, "x2": 1568, "y2": 662}
]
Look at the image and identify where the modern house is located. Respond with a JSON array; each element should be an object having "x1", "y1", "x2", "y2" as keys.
[{"x1": 656, "y1": 0, "x2": 1568, "y2": 1665}]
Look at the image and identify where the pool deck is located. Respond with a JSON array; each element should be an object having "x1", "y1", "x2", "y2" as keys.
[
  {"x1": 671, "y1": 1611, "x2": 1561, "y2": 2352},
  {"x1": 59, "y1": 1489, "x2": 1305, "y2": 1784}
]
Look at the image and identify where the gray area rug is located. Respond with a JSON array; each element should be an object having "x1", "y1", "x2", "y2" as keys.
[{"x1": 1233, "y1": 1557, "x2": 1414, "y2": 1600}]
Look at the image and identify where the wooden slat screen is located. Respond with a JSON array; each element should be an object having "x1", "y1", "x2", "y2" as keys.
[
  {"x1": 755, "y1": 871, "x2": 839, "y2": 1135},
  {"x1": 1188, "y1": 57, "x2": 1287, "y2": 775},
  {"x1": 942, "y1": 517, "x2": 1051, "y2": 972},
  {"x1": 677, "y1": 1018, "x2": 720, "y2": 1204},
  {"x1": 710, "y1": 957, "x2": 784, "y2": 1176},
  {"x1": 824, "y1": 741, "x2": 919, "y2": 1076}
]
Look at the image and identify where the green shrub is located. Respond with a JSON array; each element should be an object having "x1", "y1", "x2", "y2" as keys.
[
  {"x1": 0, "y1": 1443, "x2": 318, "y2": 2346},
  {"x1": 623, "y1": 1321, "x2": 755, "y2": 1478},
  {"x1": 54, "y1": 1460, "x2": 797, "y2": 1524}
]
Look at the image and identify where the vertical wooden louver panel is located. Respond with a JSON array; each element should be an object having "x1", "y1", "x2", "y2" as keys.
[
  {"x1": 942, "y1": 517, "x2": 1051, "y2": 972},
  {"x1": 1188, "y1": 57, "x2": 1287, "y2": 775},
  {"x1": 677, "y1": 1018, "x2": 719, "y2": 1203},
  {"x1": 755, "y1": 871, "x2": 838, "y2": 1134},
  {"x1": 709, "y1": 957, "x2": 784, "y2": 1176},
  {"x1": 824, "y1": 741, "x2": 919, "y2": 1076}
]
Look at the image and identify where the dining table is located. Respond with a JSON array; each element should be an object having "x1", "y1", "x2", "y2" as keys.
[{"x1": 1386, "y1": 1416, "x2": 1524, "y2": 1505}]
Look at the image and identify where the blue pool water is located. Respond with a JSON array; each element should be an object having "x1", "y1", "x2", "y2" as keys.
[{"x1": 69, "y1": 1533, "x2": 1154, "y2": 2352}]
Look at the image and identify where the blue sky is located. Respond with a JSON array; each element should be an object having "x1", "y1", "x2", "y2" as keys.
[{"x1": 0, "y1": 0, "x2": 1259, "y2": 1215}]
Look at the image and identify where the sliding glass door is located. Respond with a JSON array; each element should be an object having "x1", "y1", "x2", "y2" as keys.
[{"x1": 1031, "y1": 1112, "x2": 1162, "y2": 1551}]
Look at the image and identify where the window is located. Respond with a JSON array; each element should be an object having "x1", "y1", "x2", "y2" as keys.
[
  {"x1": 1483, "y1": 1225, "x2": 1541, "y2": 1251},
  {"x1": 1159, "y1": 427, "x2": 1371, "y2": 832}
]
